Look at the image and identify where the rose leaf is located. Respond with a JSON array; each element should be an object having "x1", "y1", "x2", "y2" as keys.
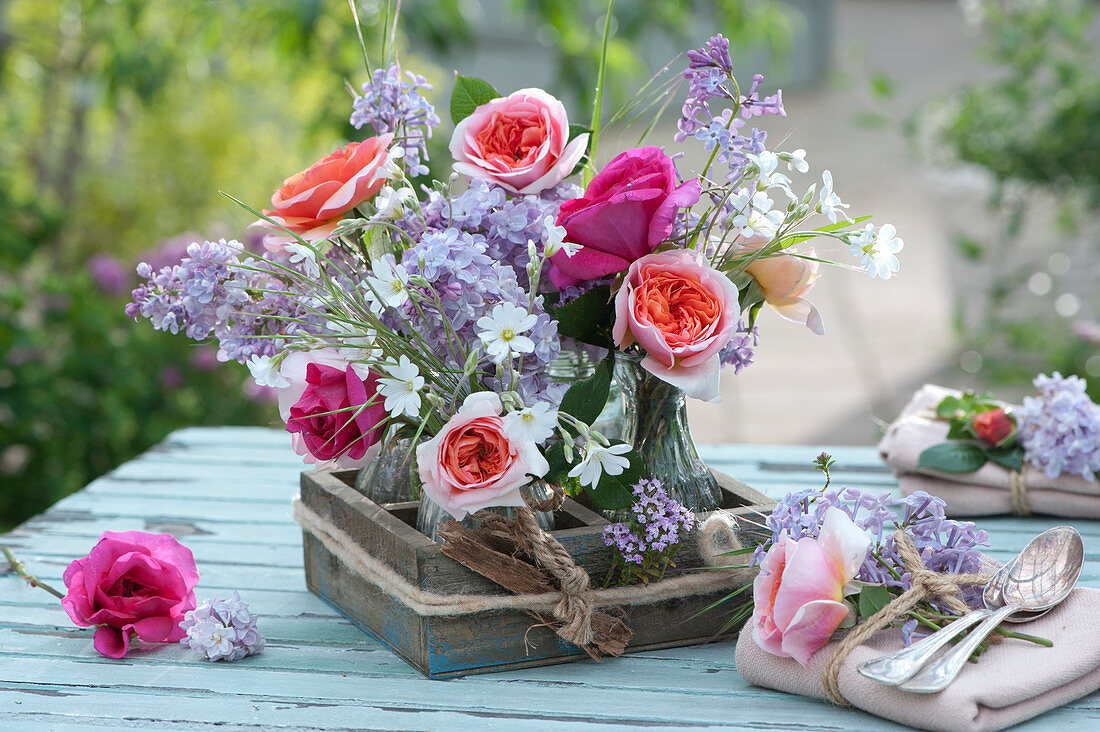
[
  {"x1": 917, "y1": 442, "x2": 988, "y2": 474},
  {"x1": 548, "y1": 285, "x2": 615, "y2": 349},
  {"x1": 450, "y1": 75, "x2": 501, "y2": 125},
  {"x1": 857, "y1": 584, "x2": 892, "y2": 619},
  {"x1": 559, "y1": 356, "x2": 612, "y2": 425}
]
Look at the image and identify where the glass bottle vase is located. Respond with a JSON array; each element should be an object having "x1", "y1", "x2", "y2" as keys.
[
  {"x1": 415, "y1": 482, "x2": 556, "y2": 544},
  {"x1": 353, "y1": 438, "x2": 420, "y2": 504},
  {"x1": 614, "y1": 352, "x2": 723, "y2": 511},
  {"x1": 548, "y1": 347, "x2": 624, "y2": 442}
]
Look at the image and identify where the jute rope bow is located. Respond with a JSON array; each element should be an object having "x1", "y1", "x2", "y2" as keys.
[{"x1": 821, "y1": 529, "x2": 993, "y2": 706}]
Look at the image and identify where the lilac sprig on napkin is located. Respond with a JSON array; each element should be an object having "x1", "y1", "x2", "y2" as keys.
[{"x1": 180, "y1": 592, "x2": 264, "y2": 661}]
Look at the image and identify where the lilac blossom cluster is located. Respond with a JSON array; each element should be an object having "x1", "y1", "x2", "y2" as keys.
[
  {"x1": 718, "y1": 317, "x2": 759, "y2": 374},
  {"x1": 754, "y1": 487, "x2": 989, "y2": 607},
  {"x1": 416, "y1": 179, "x2": 582, "y2": 289},
  {"x1": 351, "y1": 64, "x2": 440, "y2": 177},
  {"x1": 678, "y1": 35, "x2": 785, "y2": 179},
  {"x1": 603, "y1": 479, "x2": 695, "y2": 569},
  {"x1": 126, "y1": 239, "x2": 326, "y2": 363},
  {"x1": 1017, "y1": 372, "x2": 1100, "y2": 480},
  {"x1": 180, "y1": 592, "x2": 264, "y2": 662},
  {"x1": 396, "y1": 228, "x2": 563, "y2": 404}
]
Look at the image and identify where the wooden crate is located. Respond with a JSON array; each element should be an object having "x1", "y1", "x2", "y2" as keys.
[{"x1": 299, "y1": 468, "x2": 774, "y2": 679}]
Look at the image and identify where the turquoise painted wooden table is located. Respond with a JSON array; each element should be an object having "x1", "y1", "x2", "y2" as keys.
[{"x1": 3, "y1": 427, "x2": 1099, "y2": 730}]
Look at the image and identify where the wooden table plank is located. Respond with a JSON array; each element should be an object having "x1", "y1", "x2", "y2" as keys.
[{"x1": 2, "y1": 426, "x2": 1099, "y2": 731}]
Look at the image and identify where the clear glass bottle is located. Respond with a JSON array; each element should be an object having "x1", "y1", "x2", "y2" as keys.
[
  {"x1": 415, "y1": 481, "x2": 556, "y2": 544},
  {"x1": 353, "y1": 438, "x2": 420, "y2": 504},
  {"x1": 548, "y1": 347, "x2": 624, "y2": 442},
  {"x1": 614, "y1": 351, "x2": 723, "y2": 511}
]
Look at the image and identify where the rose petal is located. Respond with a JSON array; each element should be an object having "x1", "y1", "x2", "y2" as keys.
[
  {"x1": 780, "y1": 599, "x2": 851, "y2": 668},
  {"x1": 93, "y1": 625, "x2": 130, "y2": 659}
]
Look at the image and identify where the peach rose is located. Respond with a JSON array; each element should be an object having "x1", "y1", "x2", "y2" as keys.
[
  {"x1": 752, "y1": 507, "x2": 870, "y2": 667},
  {"x1": 612, "y1": 249, "x2": 740, "y2": 402},
  {"x1": 416, "y1": 392, "x2": 549, "y2": 520},
  {"x1": 449, "y1": 88, "x2": 588, "y2": 195},
  {"x1": 745, "y1": 248, "x2": 824, "y2": 335},
  {"x1": 258, "y1": 134, "x2": 394, "y2": 251}
]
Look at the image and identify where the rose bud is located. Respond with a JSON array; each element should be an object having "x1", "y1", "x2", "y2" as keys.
[{"x1": 974, "y1": 408, "x2": 1015, "y2": 446}]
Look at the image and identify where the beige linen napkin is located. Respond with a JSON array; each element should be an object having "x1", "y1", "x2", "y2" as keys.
[
  {"x1": 878, "y1": 384, "x2": 1100, "y2": 518},
  {"x1": 735, "y1": 588, "x2": 1100, "y2": 732}
]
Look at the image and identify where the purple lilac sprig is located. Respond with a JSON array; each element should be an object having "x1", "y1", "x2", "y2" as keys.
[
  {"x1": 753, "y1": 485, "x2": 989, "y2": 608},
  {"x1": 602, "y1": 479, "x2": 696, "y2": 586},
  {"x1": 180, "y1": 592, "x2": 264, "y2": 662},
  {"x1": 718, "y1": 316, "x2": 759, "y2": 374},
  {"x1": 351, "y1": 64, "x2": 440, "y2": 177},
  {"x1": 1017, "y1": 372, "x2": 1100, "y2": 480}
]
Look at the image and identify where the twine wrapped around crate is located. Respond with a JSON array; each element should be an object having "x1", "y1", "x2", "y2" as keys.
[{"x1": 292, "y1": 494, "x2": 750, "y2": 658}]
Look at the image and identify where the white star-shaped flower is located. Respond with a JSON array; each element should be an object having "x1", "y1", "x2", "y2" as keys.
[
  {"x1": 373, "y1": 185, "x2": 415, "y2": 219},
  {"x1": 785, "y1": 148, "x2": 809, "y2": 173},
  {"x1": 502, "y1": 402, "x2": 559, "y2": 445},
  {"x1": 568, "y1": 442, "x2": 632, "y2": 489},
  {"x1": 364, "y1": 255, "x2": 410, "y2": 314},
  {"x1": 476, "y1": 302, "x2": 538, "y2": 364},
  {"x1": 848, "y1": 224, "x2": 903, "y2": 280},
  {"x1": 372, "y1": 145, "x2": 406, "y2": 184},
  {"x1": 377, "y1": 355, "x2": 424, "y2": 418},
  {"x1": 539, "y1": 216, "x2": 579, "y2": 258},
  {"x1": 285, "y1": 243, "x2": 320, "y2": 278},
  {"x1": 246, "y1": 354, "x2": 290, "y2": 388},
  {"x1": 730, "y1": 191, "x2": 784, "y2": 241},
  {"x1": 818, "y1": 170, "x2": 850, "y2": 224},
  {"x1": 748, "y1": 151, "x2": 794, "y2": 198}
]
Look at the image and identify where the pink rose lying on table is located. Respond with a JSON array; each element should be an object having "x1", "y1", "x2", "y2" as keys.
[
  {"x1": 612, "y1": 249, "x2": 740, "y2": 402},
  {"x1": 62, "y1": 531, "x2": 199, "y2": 658},
  {"x1": 752, "y1": 507, "x2": 871, "y2": 667},
  {"x1": 417, "y1": 392, "x2": 549, "y2": 520},
  {"x1": 278, "y1": 349, "x2": 386, "y2": 469},
  {"x1": 743, "y1": 246, "x2": 824, "y2": 335},
  {"x1": 547, "y1": 146, "x2": 701, "y2": 289},
  {"x1": 449, "y1": 88, "x2": 588, "y2": 195},
  {"x1": 259, "y1": 134, "x2": 395, "y2": 251}
]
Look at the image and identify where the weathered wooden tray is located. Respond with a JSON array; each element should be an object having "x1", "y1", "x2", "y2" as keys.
[{"x1": 299, "y1": 468, "x2": 774, "y2": 679}]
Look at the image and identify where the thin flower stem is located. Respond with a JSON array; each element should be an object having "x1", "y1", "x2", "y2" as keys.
[
  {"x1": 585, "y1": 0, "x2": 616, "y2": 187},
  {"x1": 2, "y1": 546, "x2": 65, "y2": 600}
]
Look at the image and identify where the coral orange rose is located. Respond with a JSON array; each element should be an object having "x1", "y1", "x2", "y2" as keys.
[
  {"x1": 744, "y1": 246, "x2": 824, "y2": 335},
  {"x1": 259, "y1": 134, "x2": 394, "y2": 250},
  {"x1": 612, "y1": 249, "x2": 740, "y2": 402}
]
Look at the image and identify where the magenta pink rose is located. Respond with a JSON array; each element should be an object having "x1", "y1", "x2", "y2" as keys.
[
  {"x1": 449, "y1": 88, "x2": 588, "y2": 195},
  {"x1": 279, "y1": 349, "x2": 386, "y2": 469},
  {"x1": 547, "y1": 146, "x2": 702, "y2": 289},
  {"x1": 612, "y1": 249, "x2": 740, "y2": 402},
  {"x1": 416, "y1": 392, "x2": 549, "y2": 520},
  {"x1": 752, "y1": 508, "x2": 870, "y2": 667},
  {"x1": 61, "y1": 531, "x2": 200, "y2": 658}
]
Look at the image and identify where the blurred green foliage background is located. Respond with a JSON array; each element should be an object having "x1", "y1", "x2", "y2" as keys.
[{"x1": 0, "y1": 0, "x2": 794, "y2": 530}]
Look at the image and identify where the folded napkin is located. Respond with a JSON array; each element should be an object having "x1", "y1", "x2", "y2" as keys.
[
  {"x1": 735, "y1": 587, "x2": 1100, "y2": 732},
  {"x1": 878, "y1": 384, "x2": 1100, "y2": 518}
]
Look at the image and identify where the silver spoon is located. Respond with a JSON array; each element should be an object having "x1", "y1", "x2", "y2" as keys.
[
  {"x1": 858, "y1": 560, "x2": 1013, "y2": 685},
  {"x1": 899, "y1": 525, "x2": 1083, "y2": 694}
]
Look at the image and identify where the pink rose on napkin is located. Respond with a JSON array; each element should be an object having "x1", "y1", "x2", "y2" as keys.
[
  {"x1": 744, "y1": 247, "x2": 825, "y2": 335},
  {"x1": 547, "y1": 146, "x2": 701, "y2": 289},
  {"x1": 612, "y1": 249, "x2": 740, "y2": 402},
  {"x1": 258, "y1": 134, "x2": 395, "y2": 251},
  {"x1": 974, "y1": 408, "x2": 1015, "y2": 446},
  {"x1": 416, "y1": 391, "x2": 549, "y2": 520},
  {"x1": 61, "y1": 531, "x2": 200, "y2": 658},
  {"x1": 752, "y1": 507, "x2": 870, "y2": 667},
  {"x1": 280, "y1": 350, "x2": 386, "y2": 469},
  {"x1": 449, "y1": 88, "x2": 587, "y2": 195}
]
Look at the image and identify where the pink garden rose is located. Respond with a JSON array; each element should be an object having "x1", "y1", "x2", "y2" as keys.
[
  {"x1": 278, "y1": 349, "x2": 386, "y2": 469},
  {"x1": 752, "y1": 507, "x2": 870, "y2": 667},
  {"x1": 258, "y1": 134, "x2": 394, "y2": 251},
  {"x1": 62, "y1": 531, "x2": 200, "y2": 658},
  {"x1": 612, "y1": 249, "x2": 740, "y2": 402},
  {"x1": 416, "y1": 391, "x2": 549, "y2": 520},
  {"x1": 449, "y1": 88, "x2": 588, "y2": 195},
  {"x1": 548, "y1": 146, "x2": 701, "y2": 289},
  {"x1": 744, "y1": 247, "x2": 824, "y2": 335}
]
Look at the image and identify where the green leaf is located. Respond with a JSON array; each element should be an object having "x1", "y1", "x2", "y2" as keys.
[
  {"x1": 917, "y1": 443, "x2": 988, "y2": 474},
  {"x1": 776, "y1": 215, "x2": 874, "y2": 249},
  {"x1": 559, "y1": 356, "x2": 612, "y2": 425},
  {"x1": 986, "y1": 448, "x2": 1024, "y2": 472},
  {"x1": 583, "y1": 444, "x2": 641, "y2": 510},
  {"x1": 549, "y1": 285, "x2": 614, "y2": 349},
  {"x1": 946, "y1": 422, "x2": 974, "y2": 440},
  {"x1": 567, "y1": 123, "x2": 592, "y2": 177},
  {"x1": 858, "y1": 585, "x2": 892, "y2": 619},
  {"x1": 450, "y1": 75, "x2": 500, "y2": 125},
  {"x1": 543, "y1": 441, "x2": 570, "y2": 485},
  {"x1": 936, "y1": 396, "x2": 962, "y2": 418}
]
